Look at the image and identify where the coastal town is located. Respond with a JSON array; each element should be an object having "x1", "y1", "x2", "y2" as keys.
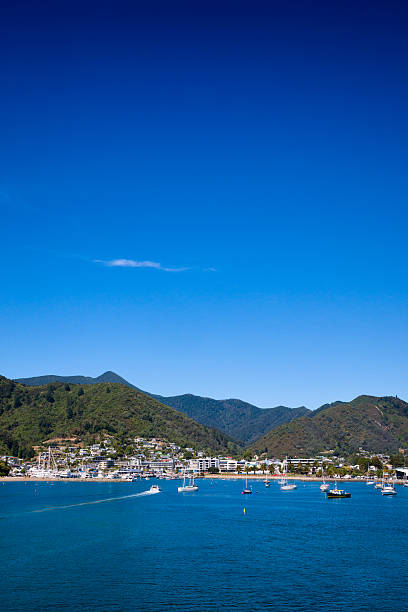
[{"x1": 2, "y1": 436, "x2": 408, "y2": 482}]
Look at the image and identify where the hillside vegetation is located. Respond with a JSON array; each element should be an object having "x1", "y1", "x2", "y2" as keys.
[
  {"x1": 152, "y1": 393, "x2": 310, "y2": 444},
  {"x1": 0, "y1": 376, "x2": 241, "y2": 458},
  {"x1": 15, "y1": 371, "x2": 310, "y2": 444},
  {"x1": 251, "y1": 395, "x2": 408, "y2": 456}
]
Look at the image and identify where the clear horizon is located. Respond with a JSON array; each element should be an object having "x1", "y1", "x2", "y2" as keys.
[{"x1": 2, "y1": 1, "x2": 407, "y2": 409}]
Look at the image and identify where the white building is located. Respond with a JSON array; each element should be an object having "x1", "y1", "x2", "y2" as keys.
[
  {"x1": 189, "y1": 457, "x2": 219, "y2": 472},
  {"x1": 219, "y1": 458, "x2": 237, "y2": 472}
]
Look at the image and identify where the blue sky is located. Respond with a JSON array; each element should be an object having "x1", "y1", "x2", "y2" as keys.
[{"x1": 1, "y1": 1, "x2": 407, "y2": 408}]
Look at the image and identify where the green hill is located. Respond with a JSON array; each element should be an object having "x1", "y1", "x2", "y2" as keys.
[
  {"x1": 16, "y1": 371, "x2": 137, "y2": 389},
  {"x1": 15, "y1": 371, "x2": 310, "y2": 444},
  {"x1": 0, "y1": 376, "x2": 241, "y2": 458},
  {"x1": 151, "y1": 393, "x2": 310, "y2": 444},
  {"x1": 251, "y1": 395, "x2": 408, "y2": 456}
]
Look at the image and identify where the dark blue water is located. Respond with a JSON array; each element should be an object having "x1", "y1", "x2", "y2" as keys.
[{"x1": 1, "y1": 479, "x2": 407, "y2": 611}]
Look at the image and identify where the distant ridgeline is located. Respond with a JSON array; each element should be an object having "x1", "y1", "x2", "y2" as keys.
[
  {"x1": 11, "y1": 372, "x2": 408, "y2": 457},
  {"x1": 16, "y1": 371, "x2": 138, "y2": 389},
  {"x1": 0, "y1": 376, "x2": 241, "y2": 458}
]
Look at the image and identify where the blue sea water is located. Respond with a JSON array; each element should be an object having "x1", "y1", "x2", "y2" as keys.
[{"x1": 1, "y1": 479, "x2": 407, "y2": 611}]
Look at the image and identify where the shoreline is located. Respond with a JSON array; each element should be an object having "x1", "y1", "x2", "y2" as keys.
[{"x1": 0, "y1": 474, "x2": 404, "y2": 484}]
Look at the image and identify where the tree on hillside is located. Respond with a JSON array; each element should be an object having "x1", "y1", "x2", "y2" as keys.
[
  {"x1": 390, "y1": 454, "x2": 404, "y2": 468},
  {"x1": 0, "y1": 461, "x2": 10, "y2": 476}
]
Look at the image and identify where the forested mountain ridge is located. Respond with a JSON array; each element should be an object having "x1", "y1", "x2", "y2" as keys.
[
  {"x1": 251, "y1": 395, "x2": 408, "y2": 456},
  {"x1": 0, "y1": 376, "x2": 241, "y2": 458},
  {"x1": 152, "y1": 393, "x2": 310, "y2": 444}
]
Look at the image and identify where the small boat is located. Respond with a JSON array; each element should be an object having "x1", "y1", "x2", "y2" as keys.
[
  {"x1": 242, "y1": 476, "x2": 252, "y2": 494},
  {"x1": 281, "y1": 482, "x2": 297, "y2": 491},
  {"x1": 374, "y1": 482, "x2": 383, "y2": 489},
  {"x1": 381, "y1": 484, "x2": 396, "y2": 495},
  {"x1": 178, "y1": 472, "x2": 198, "y2": 493},
  {"x1": 280, "y1": 458, "x2": 297, "y2": 491},
  {"x1": 265, "y1": 481, "x2": 270, "y2": 488},
  {"x1": 320, "y1": 468, "x2": 330, "y2": 491},
  {"x1": 365, "y1": 465, "x2": 374, "y2": 485},
  {"x1": 149, "y1": 484, "x2": 161, "y2": 493},
  {"x1": 326, "y1": 482, "x2": 351, "y2": 499},
  {"x1": 404, "y1": 481, "x2": 408, "y2": 487}
]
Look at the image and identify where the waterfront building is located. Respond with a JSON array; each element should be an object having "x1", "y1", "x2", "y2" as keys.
[
  {"x1": 189, "y1": 457, "x2": 219, "y2": 472},
  {"x1": 218, "y1": 458, "x2": 238, "y2": 472}
]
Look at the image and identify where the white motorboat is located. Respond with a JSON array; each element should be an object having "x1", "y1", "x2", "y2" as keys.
[{"x1": 149, "y1": 484, "x2": 161, "y2": 493}]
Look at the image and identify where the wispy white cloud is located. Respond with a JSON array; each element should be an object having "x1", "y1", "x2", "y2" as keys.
[{"x1": 94, "y1": 259, "x2": 189, "y2": 272}]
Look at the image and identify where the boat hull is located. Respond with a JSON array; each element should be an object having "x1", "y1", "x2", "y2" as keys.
[{"x1": 326, "y1": 492, "x2": 351, "y2": 498}]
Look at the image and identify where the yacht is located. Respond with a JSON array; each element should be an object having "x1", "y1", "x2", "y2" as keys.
[
  {"x1": 242, "y1": 476, "x2": 252, "y2": 494},
  {"x1": 280, "y1": 457, "x2": 297, "y2": 491},
  {"x1": 28, "y1": 447, "x2": 59, "y2": 479},
  {"x1": 178, "y1": 472, "x2": 198, "y2": 493},
  {"x1": 320, "y1": 467, "x2": 330, "y2": 491},
  {"x1": 365, "y1": 465, "x2": 374, "y2": 485},
  {"x1": 381, "y1": 484, "x2": 397, "y2": 495},
  {"x1": 380, "y1": 473, "x2": 396, "y2": 495},
  {"x1": 326, "y1": 481, "x2": 351, "y2": 498}
]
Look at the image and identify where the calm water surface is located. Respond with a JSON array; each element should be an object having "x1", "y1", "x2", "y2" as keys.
[{"x1": 1, "y1": 479, "x2": 407, "y2": 611}]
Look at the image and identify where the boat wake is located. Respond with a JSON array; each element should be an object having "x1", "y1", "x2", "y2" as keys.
[{"x1": 30, "y1": 489, "x2": 160, "y2": 514}]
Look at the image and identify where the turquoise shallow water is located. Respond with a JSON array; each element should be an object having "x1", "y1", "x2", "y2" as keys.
[{"x1": 1, "y1": 479, "x2": 407, "y2": 611}]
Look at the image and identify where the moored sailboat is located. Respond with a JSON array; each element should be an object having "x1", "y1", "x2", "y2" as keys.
[
  {"x1": 242, "y1": 476, "x2": 252, "y2": 494},
  {"x1": 280, "y1": 457, "x2": 297, "y2": 491},
  {"x1": 320, "y1": 466, "x2": 329, "y2": 492},
  {"x1": 178, "y1": 472, "x2": 198, "y2": 493}
]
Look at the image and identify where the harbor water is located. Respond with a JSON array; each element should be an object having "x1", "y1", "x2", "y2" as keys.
[{"x1": 1, "y1": 479, "x2": 407, "y2": 611}]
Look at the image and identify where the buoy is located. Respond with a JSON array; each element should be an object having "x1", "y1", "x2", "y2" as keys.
[{"x1": 243, "y1": 507, "x2": 246, "y2": 514}]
